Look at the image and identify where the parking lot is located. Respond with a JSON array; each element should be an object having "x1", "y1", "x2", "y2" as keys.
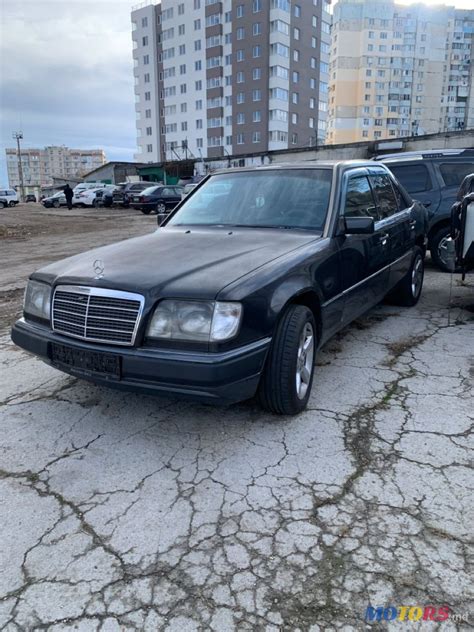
[{"x1": 0, "y1": 204, "x2": 473, "y2": 630}]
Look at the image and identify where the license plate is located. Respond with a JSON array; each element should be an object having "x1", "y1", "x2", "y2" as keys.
[
  {"x1": 133, "y1": 197, "x2": 140, "y2": 202},
  {"x1": 51, "y1": 343, "x2": 121, "y2": 379}
]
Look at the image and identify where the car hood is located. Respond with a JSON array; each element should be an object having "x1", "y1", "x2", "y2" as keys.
[{"x1": 33, "y1": 226, "x2": 322, "y2": 300}]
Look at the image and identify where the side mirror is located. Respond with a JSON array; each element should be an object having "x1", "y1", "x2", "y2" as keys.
[{"x1": 344, "y1": 216, "x2": 375, "y2": 235}]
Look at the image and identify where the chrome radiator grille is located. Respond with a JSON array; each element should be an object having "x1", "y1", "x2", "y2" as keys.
[{"x1": 52, "y1": 286, "x2": 144, "y2": 346}]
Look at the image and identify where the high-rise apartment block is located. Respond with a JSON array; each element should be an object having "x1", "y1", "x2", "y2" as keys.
[
  {"x1": 327, "y1": 0, "x2": 474, "y2": 145},
  {"x1": 132, "y1": 0, "x2": 331, "y2": 163},
  {"x1": 5, "y1": 146, "x2": 106, "y2": 191}
]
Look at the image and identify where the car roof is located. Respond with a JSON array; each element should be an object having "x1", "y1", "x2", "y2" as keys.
[
  {"x1": 209, "y1": 160, "x2": 385, "y2": 175},
  {"x1": 377, "y1": 148, "x2": 474, "y2": 162}
]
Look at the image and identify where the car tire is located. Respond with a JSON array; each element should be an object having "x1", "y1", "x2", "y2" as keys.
[
  {"x1": 92, "y1": 199, "x2": 99, "y2": 208},
  {"x1": 258, "y1": 305, "x2": 317, "y2": 415},
  {"x1": 430, "y1": 226, "x2": 453, "y2": 272},
  {"x1": 156, "y1": 203, "x2": 166, "y2": 214},
  {"x1": 0, "y1": 201, "x2": 6, "y2": 209},
  {"x1": 141, "y1": 208, "x2": 152, "y2": 215},
  {"x1": 53, "y1": 200, "x2": 60, "y2": 208},
  {"x1": 387, "y1": 247, "x2": 424, "y2": 307},
  {"x1": 9, "y1": 201, "x2": 16, "y2": 207}
]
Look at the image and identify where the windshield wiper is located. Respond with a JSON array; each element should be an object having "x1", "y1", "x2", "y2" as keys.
[{"x1": 226, "y1": 224, "x2": 296, "y2": 229}]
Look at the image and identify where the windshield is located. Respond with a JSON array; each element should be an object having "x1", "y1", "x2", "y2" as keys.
[{"x1": 167, "y1": 169, "x2": 332, "y2": 231}]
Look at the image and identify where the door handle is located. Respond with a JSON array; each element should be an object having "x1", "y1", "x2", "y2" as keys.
[
  {"x1": 379, "y1": 233, "x2": 389, "y2": 246},
  {"x1": 409, "y1": 220, "x2": 416, "y2": 231}
]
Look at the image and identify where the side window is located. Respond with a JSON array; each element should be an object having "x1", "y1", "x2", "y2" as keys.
[
  {"x1": 389, "y1": 164, "x2": 432, "y2": 194},
  {"x1": 0, "y1": 190, "x2": 5, "y2": 196},
  {"x1": 344, "y1": 176, "x2": 379, "y2": 221},
  {"x1": 161, "y1": 187, "x2": 173, "y2": 197},
  {"x1": 370, "y1": 173, "x2": 399, "y2": 219},
  {"x1": 439, "y1": 162, "x2": 474, "y2": 188}
]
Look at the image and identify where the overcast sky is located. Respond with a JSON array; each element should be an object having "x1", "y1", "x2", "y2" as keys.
[{"x1": 0, "y1": 0, "x2": 473, "y2": 187}]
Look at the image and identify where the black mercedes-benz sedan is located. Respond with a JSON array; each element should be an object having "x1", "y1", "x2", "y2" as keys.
[{"x1": 12, "y1": 162, "x2": 428, "y2": 415}]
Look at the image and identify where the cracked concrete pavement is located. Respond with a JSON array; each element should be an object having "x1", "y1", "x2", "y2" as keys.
[{"x1": 0, "y1": 205, "x2": 473, "y2": 630}]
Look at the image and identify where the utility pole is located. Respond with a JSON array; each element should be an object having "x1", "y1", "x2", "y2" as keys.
[{"x1": 13, "y1": 131, "x2": 25, "y2": 202}]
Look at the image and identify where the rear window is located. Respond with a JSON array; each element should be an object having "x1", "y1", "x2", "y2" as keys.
[
  {"x1": 439, "y1": 162, "x2": 474, "y2": 187},
  {"x1": 388, "y1": 164, "x2": 432, "y2": 194}
]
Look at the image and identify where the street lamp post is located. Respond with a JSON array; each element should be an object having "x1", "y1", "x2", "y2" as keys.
[{"x1": 13, "y1": 131, "x2": 25, "y2": 202}]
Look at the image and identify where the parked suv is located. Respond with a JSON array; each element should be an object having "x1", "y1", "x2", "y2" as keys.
[
  {"x1": 12, "y1": 162, "x2": 427, "y2": 415},
  {"x1": 378, "y1": 149, "x2": 474, "y2": 271},
  {"x1": 112, "y1": 182, "x2": 151, "y2": 207},
  {"x1": 0, "y1": 189, "x2": 19, "y2": 208}
]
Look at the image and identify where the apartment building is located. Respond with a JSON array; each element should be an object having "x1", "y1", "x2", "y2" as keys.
[
  {"x1": 132, "y1": 0, "x2": 331, "y2": 163},
  {"x1": 327, "y1": 0, "x2": 474, "y2": 144},
  {"x1": 5, "y1": 146, "x2": 106, "y2": 191}
]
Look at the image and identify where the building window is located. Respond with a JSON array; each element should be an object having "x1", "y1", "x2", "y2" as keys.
[
  {"x1": 237, "y1": 92, "x2": 245, "y2": 104},
  {"x1": 195, "y1": 80, "x2": 202, "y2": 90},
  {"x1": 237, "y1": 112, "x2": 245, "y2": 124},
  {"x1": 147, "y1": 144, "x2": 153, "y2": 152},
  {"x1": 312, "y1": 16, "x2": 317, "y2": 28},
  {"x1": 294, "y1": 4, "x2": 301, "y2": 17},
  {"x1": 179, "y1": 44, "x2": 186, "y2": 55},
  {"x1": 291, "y1": 113, "x2": 298, "y2": 124},
  {"x1": 237, "y1": 71, "x2": 244, "y2": 83},
  {"x1": 237, "y1": 4, "x2": 244, "y2": 18},
  {"x1": 225, "y1": 11, "x2": 231, "y2": 22},
  {"x1": 253, "y1": 89, "x2": 261, "y2": 101},
  {"x1": 145, "y1": 109, "x2": 151, "y2": 118},
  {"x1": 253, "y1": 131, "x2": 261, "y2": 143},
  {"x1": 253, "y1": 45, "x2": 261, "y2": 58},
  {"x1": 143, "y1": 54, "x2": 149, "y2": 65},
  {"x1": 145, "y1": 91, "x2": 151, "y2": 101},
  {"x1": 179, "y1": 24, "x2": 185, "y2": 35},
  {"x1": 225, "y1": 54, "x2": 232, "y2": 65},
  {"x1": 142, "y1": 36, "x2": 148, "y2": 46},
  {"x1": 146, "y1": 127, "x2": 152, "y2": 136},
  {"x1": 310, "y1": 98, "x2": 315, "y2": 109},
  {"x1": 237, "y1": 50, "x2": 244, "y2": 62},
  {"x1": 194, "y1": 0, "x2": 201, "y2": 8},
  {"x1": 194, "y1": 40, "x2": 201, "y2": 51},
  {"x1": 141, "y1": 17, "x2": 148, "y2": 27},
  {"x1": 195, "y1": 60, "x2": 202, "y2": 71},
  {"x1": 196, "y1": 119, "x2": 203, "y2": 129},
  {"x1": 292, "y1": 92, "x2": 299, "y2": 104},
  {"x1": 196, "y1": 99, "x2": 202, "y2": 110},
  {"x1": 194, "y1": 19, "x2": 201, "y2": 30},
  {"x1": 253, "y1": 68, "x2": 261, "y2": 80},
  {"x1": 237, "y1": 27, "x2": 245, "y2": 40},
  {"x1": 294, "y1": 28, "x2": 300, "y2": 40},
  {"x1": 293, "y1": 50, "x2": 300, "y2": 62},
  {"x1": 178, "y1": 3, "x2": 184, "y2": 14},
  {"x1": 291, "y1": 133, "x2": 298, "y2": 144},
  {"x1": 253, "y1": 22, "x2": 261, "y2": 36},
  {"x1": 144, "y1": 73, "x2": 150, "y2": 83},
  {"x1": 293, "y1": 71, "x2": 299, "y2": 83},
  {"x1": 237, "y1": 133, "x2": 244, "y2": 144},
  {"x1": 197, "y1": 138, "x2": 203, "y2": 148},
  {"x1": 253, "y1": 0, "x2": 262, "y2": 12},
  {"x1": 309, "y1": 117, "x2": 314, "y2": 128},
  {"x1": 226, "y1": 135, "x2": 232, "y2": 145},
  {"x1": 180, "y1": 64, "x2": 186, "y2": 74},
  {"x1": 253, "y1": 110, "x2": 261, "y2": 122}
]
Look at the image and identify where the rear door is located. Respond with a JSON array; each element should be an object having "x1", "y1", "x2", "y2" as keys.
[
  {"x1": 160, "y1": 187, "x2": 178, "y2": 209},
  {"x1": 338, "y1": 169, "x2": 391, "y2": 324},
  {"x1": 387, "y1": 161, "x2": 439, "y2": 213},
  {"x1": 369, "y1": 168, "x2": 413, "y2": 288}
]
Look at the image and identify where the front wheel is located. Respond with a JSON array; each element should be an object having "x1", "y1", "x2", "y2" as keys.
[
  {"x1": 156, "y1": 202, "x2": 166, "y2": 215},
  {"x1": 258, "y1": 305, "x2": 317, "y2": 415},
  {"x1": 387, "y1": 247, "x2": 424, "y2": 307},
  {"x1": 0, "y1": 201, "x2": 6, "y2": 209},
  {"x1": 9, "y1": 201, "x2": 16, "y2": 207},
  {"x1": 53, "y1": 199, "x2": 60, "y2": 208}
]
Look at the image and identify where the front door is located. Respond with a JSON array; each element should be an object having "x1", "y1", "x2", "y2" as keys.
[{"x1": 338, "y1": 171, "x2": 391, "y2": 325}]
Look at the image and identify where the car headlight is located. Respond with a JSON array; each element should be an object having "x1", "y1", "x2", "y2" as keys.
[
  {"x1": 24, "y1": 280, "x2": 51, "y2": 321},
  {"x1": 147, "y1": 300, "x2": 242, "y2": 342}
]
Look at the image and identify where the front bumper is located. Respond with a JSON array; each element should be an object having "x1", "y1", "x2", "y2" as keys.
[{"x1": 11, "y1": 319, "x2": 270, "y2": 405}]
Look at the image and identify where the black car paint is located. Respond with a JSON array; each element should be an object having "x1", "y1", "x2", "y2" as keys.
[
  {"x1": 130, "y1": 186, "x2": 183, "y2": 213},
  {"x1": 11, "y1": 162, "x2": 427, "y2": 405}
]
